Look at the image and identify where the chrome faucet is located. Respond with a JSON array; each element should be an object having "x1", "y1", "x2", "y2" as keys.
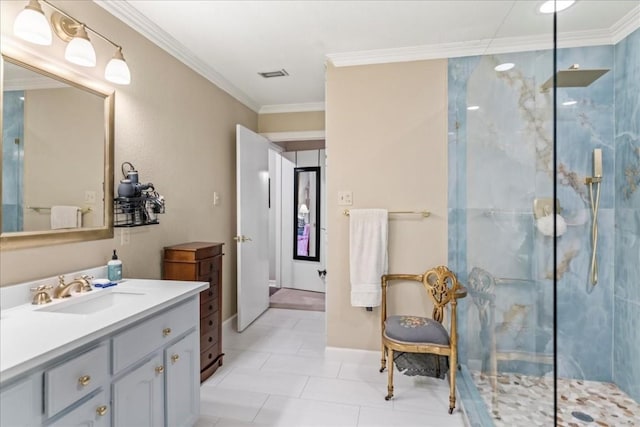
[{"x1": 53, "y1": 275, "x2": 93, "y2": 299}]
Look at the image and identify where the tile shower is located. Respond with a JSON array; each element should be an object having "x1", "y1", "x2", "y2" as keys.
[
  {"x1": 1, "y1": 90, "x2": 24, "y2": 232},
  {"x1": 448, "y1": 26, "x2": 640, "y2": 427}
]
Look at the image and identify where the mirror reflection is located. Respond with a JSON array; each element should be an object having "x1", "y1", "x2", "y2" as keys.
[
  {"x1": 2, "y1": 57, "x2": 106, "y2": 234},
  {"x1": 293, "y1": 166, "x2": 320, "y2": 261}
]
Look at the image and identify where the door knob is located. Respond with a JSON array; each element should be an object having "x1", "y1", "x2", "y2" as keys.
[{"x1": 233, "y1": 235, "x2": 252, "y2": 242}]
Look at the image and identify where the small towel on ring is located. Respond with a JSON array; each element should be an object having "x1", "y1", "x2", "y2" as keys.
[
  {"x1": 349, "y1": 209, "x2": 388, "y2": 307},
  {"x1": 51, "y1": 205, "x2": 81, "y2": 229}
]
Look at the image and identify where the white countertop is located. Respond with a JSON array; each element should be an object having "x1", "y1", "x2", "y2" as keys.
[{"x1": 0, "y1": 278, "x2": 208, "y2": 385}]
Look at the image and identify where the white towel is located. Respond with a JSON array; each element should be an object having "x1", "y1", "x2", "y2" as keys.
[
  {"x1": 51, "y1": 206, "x2": 81, "y2": 229},
  {"x1": 349, "y1": 209, "x2": 388, "y2": 307}
]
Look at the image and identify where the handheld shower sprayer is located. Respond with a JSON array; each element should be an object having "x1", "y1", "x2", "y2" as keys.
[{"x1": 586, "y1": 149, "x2": 602, "y2": 285}]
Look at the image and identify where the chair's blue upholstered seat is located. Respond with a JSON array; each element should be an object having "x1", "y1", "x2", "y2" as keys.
[{"x1": 384, "y1": 315, "x2": 450, "y2": 345}]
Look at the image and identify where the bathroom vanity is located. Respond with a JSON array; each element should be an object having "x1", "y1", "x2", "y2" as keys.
[{"x1": 0, "y1": 275, "x2": 207, "y2": 427}]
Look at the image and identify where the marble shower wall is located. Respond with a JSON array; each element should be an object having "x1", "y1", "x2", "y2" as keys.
[
  {"x1": 2, "y1": 90, "x2": 24, "y2": 232},
  {"x1": 449, "y1": 49, "x2": 557, "y2": 380},
  {"x1": 448, "y1": 33, "x2": 640, "y2": 386},
  {"x1": 613, "y1": 28, "x2": 640, "y2": 402}
]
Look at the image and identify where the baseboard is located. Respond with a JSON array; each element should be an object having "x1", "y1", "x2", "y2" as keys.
[{"x1": 222, "y1": 314, "x2": 237, "y2": 335}]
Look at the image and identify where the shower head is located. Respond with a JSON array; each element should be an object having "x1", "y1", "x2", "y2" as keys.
[{"x1": 540, "y1": 64, "x2": 609, "y2": 92}]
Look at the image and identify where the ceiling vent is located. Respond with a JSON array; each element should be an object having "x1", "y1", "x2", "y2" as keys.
[{"x1": 258, "y1": 69, "x2": 289, "y2": 78}]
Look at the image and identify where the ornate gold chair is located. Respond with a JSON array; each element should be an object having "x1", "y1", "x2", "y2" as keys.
[{"x1": 379, "y1": 265, "x2": 467, "y2": 414}]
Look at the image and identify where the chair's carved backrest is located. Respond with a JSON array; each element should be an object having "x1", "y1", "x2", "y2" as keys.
[{"x1": 422, "y1": 265, "x2": 462, "y2": 323}]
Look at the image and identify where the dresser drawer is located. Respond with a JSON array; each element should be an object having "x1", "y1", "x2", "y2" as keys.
[
  {"x1": 200, "y1": 297, "x2": 218, "y2": 318},
  {"x1": 198, "y1": 258, "x2": 216, "y2": 277},
  {"x1": 200, "y1": 311, "x2": 218, "y2": 333},
  {"x1": 200, "y1": 317, "x2": 219, "y2": 350},
  {"x1": 200, "y1": 342, "x2": 221, "y2": 368},
  {"x1": 199, "y1": 284, "x2": 217, "y2": 305},
  {"x1": 112, "y1": 297, "x2": 198, "y2": 374},
  {"x1": 45, "y1": 343, "x2": 109, "y2": 418}
]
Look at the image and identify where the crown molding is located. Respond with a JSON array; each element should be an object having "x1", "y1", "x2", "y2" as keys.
[
  {"x1": 328, "y1": 7, "x2": 640, "y2": 67},
  {"x1": 259, "y1": 102, "x2": 325, "y2": 114},
  {"x1": 611, "y1": 4, "x2": 640, "y2": 44},
  {"x1": 95, "y1": 0, "x2": 260, "y2": 112},
  {"x1": 260, "y1": 130, "x2": 325, "y2": 142}
]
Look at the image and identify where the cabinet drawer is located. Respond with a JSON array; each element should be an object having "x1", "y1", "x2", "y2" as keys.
[
  {"x1": 45, "y1": 343, "x2": 109, "y2": 418},
  {"x1": 198, "y1": 258, "x2": 215, "y2": 277},
  {"x1": 200, "y1": 342, "x2": 221, "y2": 368},
  {"x1": 48, "y1": 390, "x2": 110, "y2": 427},
  {"x1": 112, "y1": 298, "x2": 198, "y2": 374},
  {"x1": 200, "y1": 320, "x2": 219, "y2": 350},
  {"x1": 199, "y1": 284, "x2": 217, "y2": 305},
  {"x1": 200, "y1": 311, "x2": 218, "y2": 334},
  {"x1": 200, "y1": 298, "x2": 218, "y2": 318}
]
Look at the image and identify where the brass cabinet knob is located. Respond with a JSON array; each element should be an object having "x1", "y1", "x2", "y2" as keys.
[
  {"x1": 171, "y1": 354, "x2": 180, "y2": 364},
  {"x1": 96, "y1": 405, "x2": 108, "y2": 416},
  {"x1": 78, "y1": 375, "x2": 91, "y2": 387},
  {"x1": 155, "y1": 365, "x2": 165, "y2": 374},
  {"x1": 162, "y1": 328, "x2": 171, "y2": 337}
]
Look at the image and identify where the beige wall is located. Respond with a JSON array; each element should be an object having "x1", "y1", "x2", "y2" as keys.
[
  {"x1": 258, "y1": 111, "x2": 325, "y2": 133},
  {"x1": 0, "y1": 1, "x2": 257, "y2": 322},
  {"x1": 325, "y1": 60, "x2": 448, "y2": 350},
  {"x1": 23, "y1": 87, "x2": 104, "y2": 231}
]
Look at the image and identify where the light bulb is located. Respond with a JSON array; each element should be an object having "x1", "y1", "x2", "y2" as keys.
[
  {"x1": 64, "y1": 25, "x2": 96, "y2": 67},
  {"x1": 13, "y1": 0, "x2": 52, "y2": 46},
  {"x1": 105, "y1": 47, "x2": 131, "y2": 85}
]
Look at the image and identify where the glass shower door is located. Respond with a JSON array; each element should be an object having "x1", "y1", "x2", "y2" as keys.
[{"x1": 2, "y1": 90, "x2": 25, "y2": 232}]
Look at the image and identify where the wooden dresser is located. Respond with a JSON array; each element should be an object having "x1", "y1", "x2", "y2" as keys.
[{"x1": 162, "y1": 242, "x2": 224, "y2": 382}]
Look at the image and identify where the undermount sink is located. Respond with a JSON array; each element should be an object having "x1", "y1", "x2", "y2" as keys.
[{"x1": 36, "y1": 290, "x2": 145, "y2": 315}]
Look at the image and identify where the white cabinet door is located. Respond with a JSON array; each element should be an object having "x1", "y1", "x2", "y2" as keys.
[
  {"x1": 165, "y1": 331, "x2": 199, "y2": 427},
  {"x1": 113, "y1": 354, "x2": 165, "y2": 427},
  {"x1": 48, "y1": 390, "x2": 109, "y2": 427},
  {"x1": 0, "y1": 373, "x2": 42, "y2": 426}
]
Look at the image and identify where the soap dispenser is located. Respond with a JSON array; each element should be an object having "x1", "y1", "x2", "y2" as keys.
[{"x1": 108, "y1": 250, "x2": 123, "y2": 281}]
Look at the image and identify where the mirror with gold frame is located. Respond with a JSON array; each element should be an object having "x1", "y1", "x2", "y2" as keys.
[{"x1": 0, "y1": 53, "x2": 114, "y2": 250}]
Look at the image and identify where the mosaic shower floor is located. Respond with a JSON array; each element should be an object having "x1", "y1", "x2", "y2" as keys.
[{"x1": 471, "y1": 371, "x2": 640, "y2": 426}]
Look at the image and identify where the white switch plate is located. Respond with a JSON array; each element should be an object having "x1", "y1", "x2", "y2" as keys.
[
  {"x1": 213, "y1": 191, "x2": 220, "y2": 206},
  {"x1": 84, "y1": 190, "x2": 96, "y2": 204},
  {"x1": 338, "y1": 191, "x2": 353, "y2": 206}
]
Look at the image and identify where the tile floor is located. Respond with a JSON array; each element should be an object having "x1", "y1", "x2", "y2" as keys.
[{"x1": 197, "y1": 308, "x2": 467, "y2": 427}]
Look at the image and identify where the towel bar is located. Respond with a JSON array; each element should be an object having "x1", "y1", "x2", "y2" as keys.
[
  {"x1": 343, "y1": 209, "x2": 430, "y2": 218},
  {"x1": 28, "y1": 206, "x2": 92, "y2": 214}
]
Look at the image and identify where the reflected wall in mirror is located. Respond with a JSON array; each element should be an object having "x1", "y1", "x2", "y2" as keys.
[
  {"x1": 293, "y1": 166, "x2": 320, "y2": 262},
  {"x1": 1, "y1": 54, "x2": 114, "y2": 250}
]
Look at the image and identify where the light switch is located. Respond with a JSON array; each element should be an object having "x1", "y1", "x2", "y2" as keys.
[
  {"x1": 84, "y1": 190, "x2": 96, "y2": 204},
  {"x1": 338, "y1": 191, "x2": 353, "y2": 206},
  {"x1": 213, "y1": 192, "x2": 220, "y2": 206}
]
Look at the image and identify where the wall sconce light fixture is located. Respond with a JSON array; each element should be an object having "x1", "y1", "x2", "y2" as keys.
[{"x1": 13, "y1": 0, "x2": 131, "y2": 85}]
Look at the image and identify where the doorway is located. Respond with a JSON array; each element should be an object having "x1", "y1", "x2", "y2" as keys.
[{"x1": 267, "y1": 140, "x2": 326, "y2": 311}]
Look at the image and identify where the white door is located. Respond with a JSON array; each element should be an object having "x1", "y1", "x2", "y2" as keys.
[{"x1": 236, "y1": 125, "x2": 270, "y2": 331}]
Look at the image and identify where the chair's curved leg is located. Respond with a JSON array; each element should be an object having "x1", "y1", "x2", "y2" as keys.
[
  {"x1": 385, "y1": 348, "x2": 394, "y2": 400},
  {"x1": 380, "y1": 343, "x2": 387, "y2": 373},
  {"x1": 448, "y1": 352, "x2": 457, "y2": 414}
]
